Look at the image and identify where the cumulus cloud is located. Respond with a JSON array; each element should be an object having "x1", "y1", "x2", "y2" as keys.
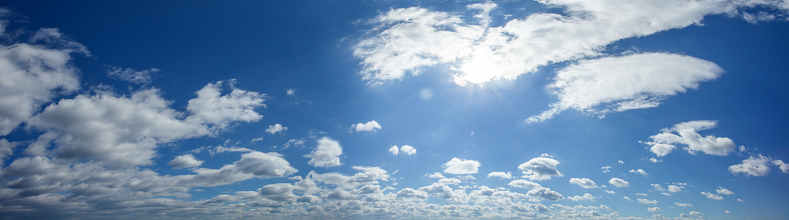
[
  {"x1": 168, "y1": 154, "x2": 203, "y2": 169},
  {"x1": 647, "y1": 207, "x2": 661, "y2": 212},
  {"x1": 0, "y1": 32, "x2": 82, "y2": 136},
  {"x1": 527, "y1": 53, "x2": 722, "y2": 123},
  {"x1": 729, "y1": 154, "x2": 771, "y2": 176},
  {"x1": 351, "y1": 120, "x2": 381, "y2": 132},
  {"x1": 305, "y1": 137, "x2": 343, "y2": 168},
  {"x1": 508, "y1": 179, "x2": 541, "y2": 189},
  {"x1": 0, "y1": 138, "x2": 16, "y2": 163},
  {"x1": 701, "y1": 192, "x2": 723, "y2": 200},
  {"x1": 400, "y1": 145, "x2": 417, "y2": 155},
  {"x1": 388, "y1": 145, "x2": 399, "y2": 155},
  {"x1": 608, "y1": 178, "x2": 630, "y2": 188},
  {"x1": 675, "y1": 202, "x2": 693, "y2": 207},
  {"x1": 265, "y1": 123, "x2": 287, "y2": 134},
  {"x1": 569, "y1": 178, "x2": 598, "y2": 189},
  {"x1": 526, "y1": 187, "x2": 564, "y2": 201},
  {"x1": 27, "y1": 81, "x2": 264, "y2": 167},
  {"x1": 629, "y1": 169, "x2": 648, "y2": 176},
  {"x1": 668, "y1": 185, "x2": 683, "y2": 193},
  {"x1": 487, "y1": 171, "x2": 512, "y2": 179},
  {"x1": 185, "y1": 151, "x2": 298, "y2": 187},
  {"x1": 717, "y1": 187, "x2": 734, "y2": 195},
  {"x1": 637, "y1": 198, "x2": 658, "y2": 205},
  {"x1": 107, "y1": 66, "x2": 159, "y2": 84},
  {"x1": 518, "y1": 157, "x2": 563, "y2": 181},
  {"x1": 601, "y1": 166, "x2": 611, "y2": 173},
  {"x1": 774, "y1": 160, "x2": 789, "y2": 173},
  {"x1": 568, "y1": 193, "x2": 595, "y2": 202},
  {"x1": 442, "y1": 158, "x2": 480, "y2": 174},
  {"x1": 309, "y1": 166, "x2": 390, "y2": 189},
  {"x1": 644, "y1": 120, "x2": 736, "y2": 157}
]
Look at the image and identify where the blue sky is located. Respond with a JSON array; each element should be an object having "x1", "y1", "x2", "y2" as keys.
[{"x1": 1, "y1": 0, "x2": 788, "y2": 219}]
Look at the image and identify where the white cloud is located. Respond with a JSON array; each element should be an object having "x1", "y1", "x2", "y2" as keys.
[
  {"x1": 27, "y1": 82, "x2": 264, "y2": 167},
  {"x1": 637, "y1": 198, "x2": 658, "y2": 205},
  {"x1": 605, "y1": 190, "x2": 615, "y2": 194},
  {"x1": 352, "y1": 120, "x2": 382, "y2": 132},
  {"x1": 527, "y1": 53, "x2": 722, "y2": 123},
  {"x1": 729, "y1": 154, "x2": 771, "y2": 176},
  {"x1": 647, "y1": 207, "x2": 661, "y2": 212},
  {"x1": 526, "y1": 187, "x2": 564, "y2": 201},
  {"x1": 0, "y1": 39, "x2": 81, "y2": 136},
  {"x1": 400, "y1": 145, "x2": 417, "y2": 155},
  {"x1": 608, "y1": 178, "x2": 630, "y2": 188},
  {"x1": 107, "y1": 66, "x2": 159, "y2": 84},
  {"x1": 518, "y1": 157, "x2": 563, "y2": 181},
  {"x1": 701, "y1": 192, "x2": 723, "y2": 200},
  {"x1": 644, "y1": 120, "x2": 736, "y2": 157},
  {"x1": 569, "y1": 178, "x2": 598, "y2": 189},
  {"x1": 675, "y1": 202, "x2": 693, "y2": 207},
  {"x1": 305, "y1": 137, "x2": 343, "y2": 168},
  {"x1": 648, "y1": 157, "x2": 662, "y2": 163},
  {"x1": 265, "y1": 123, "x2": 287, "y2": 134},
  {"x1": 388, "y1": 145, "x2": 399, "y2": 156},
  {"x1": 487, "y1": 171, "x2": 512, "y2": 179},
  {"x1": 774, "y1": 159, "x2": 789, "y2": 173},
  {"x1": 168, "y1": 154, "x2": 203, "y2": 169},
  {"x1": 425, "y1": 172, "x2": 445, "y2": 179},
  {"x1": 0, "y1": 138, "x2": 16, "y2": 163},
  {"x1": 629, "y1": 169, "x2": 648, "y2": 176},
  {"x1": 716, "y1": 187, "x2": 734, "y2": 195},
  {"x1": 186, "y1": 151, "x2": 298, "y2": 187},
  {"x1": 567, "y1": 193, "x2": 595, "y2": 202},
  {"x1": 668, "y1": 185, "x2": 683, "y2": 193},
  {"x1": 285, "y1": 88, "x2": 295, "y2": 96},
  {"x1": 354, "y1": 0, "x2": 761, "y2": 88},
  {"x1": 725, "y1": 210, "x2": 732, "y2": 214},
  {"x1": 443, "y1": 158, "x2": 480, "y2": 174},
  {"x1": 309, "y1": 166, "x2": 390, "y2": 189},
  {"x1": 508, "y1": 179, "x2": 541, "y2": 189},
  {"x1": 600, "y1": 166, "x2": 611, "y2": 173},
  {"x1": 690, "y1": 211, "x2": 702, "y2": 216}
]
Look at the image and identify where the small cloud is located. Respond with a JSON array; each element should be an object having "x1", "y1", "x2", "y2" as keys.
[
  {"x1": 487, "y1": 171, "x2": 512, "y2": 179},
  {"x1": 647, "y1": 207, "x2": 661, "y2": 212},
  {"x1": 629, "y1": 169, "x2": 648, "y2": 176},
  {"x1": 518, "y1": 157, "x2": 563, "y2": 181},
  {"x1": 443, "y1": 158, "x2": 481, "y2": 174},
  {"x1": 389, "y1": 146, "x2": 399, "y2": 156},
  {"x1": 107, "y1": 66, "x2": 159, "y2": 84},
  {"x1": 285, "y1": 88, "x2": 295, "y2": 96},
  {"x1": 265, "y1": 123, "x2": 288, "y2": 134},
  {"x1": 305, "y1": 137, "x2": 343, "y2": 168},
  {"x1": 609, "y1": 178, "x2": 630, "y2": 187},
  {"x1": 601, "y1": 166, "x2": 611, "y2": 173},
  {"x1": 569, "y1": 178, "x2": 598, "y2": 189},
  {"x1": 637, "y1": 198, "x2": 658, "y2": 205},
  {"x1": 716, "y1": 187, "x2": 734, "y2": 195},
  {"x1": 648, "y1": 157, "x2": 662, "y2": 163},
  {"x1": 701, "y1": 192, "x2": 723, "y2": 200},
  {"x1": 352, "y1": 120, "x2": 382, "y2": 132},
  {"x1": 400, "y1": 145, "x2": 416, "y2": 155},
  {"x1": 168, "y1": 154, "x2": 203, "y2": 169}
]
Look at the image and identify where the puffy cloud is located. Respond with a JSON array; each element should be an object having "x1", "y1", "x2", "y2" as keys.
[
  {"x1": 487, "y1": 171, "x2": 512, "y2": 179},
  {"x1": 729, "y1": 154, "x2": 771, "y2": 177},
  {"x1": 396, "y1": 188, "x2": 428, "y2": 199},
  {"x1": 690, "y1": 211, "x2": 702, "y2": 216},
  {"x1": 0, "y1": 36, "x2": 81, "y2": 136},
  {"x1": 107, "y1": 66, "x2": 159, "y2": 84},
  {"x1": 527, "y1": 53, "x2": 722, "y2": 123},
  {"x1": 637, "y1": 198, "x2": 658, "y2": 205},
  {"x1": 425, "y1": 172, "x2": 445, "y2": 179},
  {"x1": 442, "y1": 158, "x2": 481, "y2": 174},
  {"x1": 27, "y1": 82, "x2": 263, "y2": 167},
  {"x1": 701, "y1": 192, "x2": 723, "y2": 200},
  {"x1": 716, "y1": 187, "x2": 734, "y2": 195},
  {"x1": 675, "y1": 202, "x2": 693, "y2": 207},
  {"x1": 647, "y1": 207, "x2": 661, "y2": 212},
  {"x1": 389, "y1": 145, "x2": 399, "y2": 155},
  {"x1": 629, "y1": 169, "x2": 648, "y2": 176},
  {"x1": 600, "y1": 166, "x2": 611, "y2": 173},
  {"x1": 265, "y1": 123, "x2": 287, "y2": 134},
  {"x1": 608, "y1": 178, "x2": 629, "y2": 188},
  {"x1": 400, "y1": 145, "x2": 417, "y2": 155},
  {"x1": 604, "y1": 190, "x2": 615, "y2": 194},
  {"x1": 508, "y1": 179, "x2": 541, "y2": 189},
  {"x1": 309, "y1": 166, "x2": 390, "y2": 189},
  {"x1": 351, "y1": 120, "x2": 381, "y2": 132},
  {"x1": 518, "y1": 157, "x2": 563, "y2": 181},
  {"x1": 644, "y1": 120, "x2": 736, "y2": 157},
  {"x1": 168, "y1": 154, "x2": 203, "y2": 169},
  {"x1": 648, "y1": 157, "x2": 662, "y2": 163},
  {"x1": 185, "y1": 151, "x2": 297, "y2": 187},
  {"x1": 569, "y1": 178, "x2": 598, "y2": 189},
  {"x1": 667, "y1": 185, "x2": 683, "y2": 193},
  {"x1": 526, "y1": 187, "x2": 563, "y2": 201},
  {"x1": 567, "y1": 193, "x2": 595, "y2": 202},
  {"x1": 305, "y1": 137, "x2": 343, "y2": 168}
]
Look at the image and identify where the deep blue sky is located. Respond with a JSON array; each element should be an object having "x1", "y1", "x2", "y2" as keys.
[{"x1": 1, "y1": 0, "x2": 788, "y2": 219}]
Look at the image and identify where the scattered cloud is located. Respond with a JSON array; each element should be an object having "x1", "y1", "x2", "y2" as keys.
[
  {"x1": 647, "y1": 207, "x2": 661, "y2": 212},
  {"x1": 729, "y1": 154, "x2": 771, "y2": 176},
  {"x1": 388, "y1": 145, "x2": 399, "y2": 155},
  {"x1": 774, "y1": 160, "x2": 789, "y2": 173},
  {"x1": 305, "y1": 137, "x2": 343, "y2": 168},
  {"x1": 265, "y1": 123, "x2": 288, "y2": 134},
  {"x1": 527, "y1": 187, "x2": 564, "y2": 201},
  {"x1": 569, "y1": 178, "x2": 598, "y2": 189},
  {"x1": 675, "y1": 202, "x2": 693, "y2": 207},
  {"x1": 400, "y1": 145, "x2": 417, "y2": 155},
  {"x1": 443, "y1": 158, "x2": 481, "y2": 174},
  {"x1": 568, "y1": 193, "x2": 595, "y2": 202},
  {"x1": 487, "y1": 171, "x2": 512, "y2": 179},
  {"x1": 637, "y1": 198, "x2": 658, "y2": 205},
  {"x1": 629, "y1": 169, "x2": 648, "y2": 176},
  {"x1": 107, "y1": 66, "x2": 159, "y2": 84},
  {"x1": 601, "y1": 166, "x2": 611, "y2": 173},
  {"x1": 509, "y1": 179, "x2": 541, "y2": 189},
  {"x1": 701, "y1": 192, "x2": 723, "y2": 200},
  {"x1": 168, "y1": 154, "x2": 203, "y2": 169},
  {"x1": 609, "y1": 178, "x2": 630, "y2": 188},
  {"x1": 649, "y1": 157, "x2": 662, "y2": 163},
  {"x1": 518, "y1": 157, "x2": 563, "y2": 181},
  {"x1": 644, "y1": 120, "x2": 736, "y2": 157},
  {"x1": 351, "y1": 120, "x2": 382, "y2": 132},
  {"x1": 716, "y1": 187, "x2": 734, "y2": 195}
]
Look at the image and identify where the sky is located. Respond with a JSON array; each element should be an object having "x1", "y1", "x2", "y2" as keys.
[{"x1": 0, "y1": 0, "x2": 788, "y2": 219}]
